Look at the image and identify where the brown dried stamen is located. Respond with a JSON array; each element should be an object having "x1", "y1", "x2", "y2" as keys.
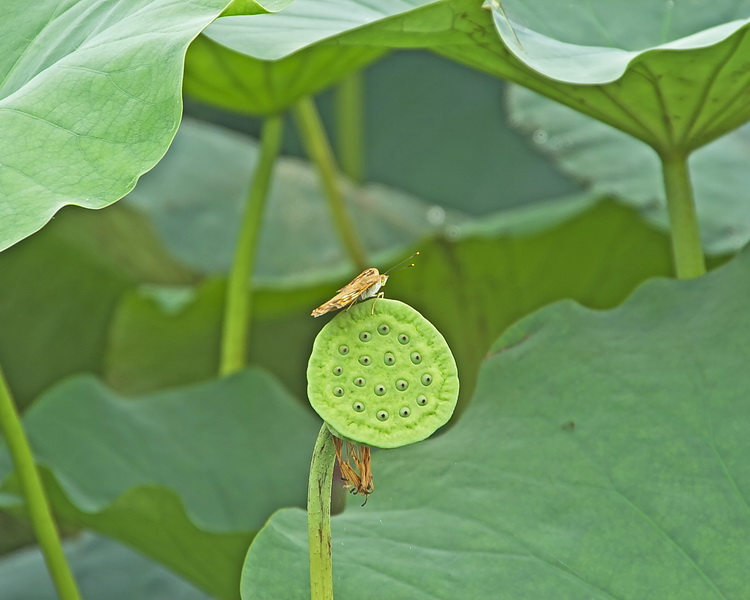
[{"x1": 333, "y1": 436, "x2": 373, "y2": 505}]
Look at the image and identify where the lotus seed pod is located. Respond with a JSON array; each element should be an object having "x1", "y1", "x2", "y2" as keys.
[{"x1": 307, "y1": 299, "x2": 459, "y2": 449}]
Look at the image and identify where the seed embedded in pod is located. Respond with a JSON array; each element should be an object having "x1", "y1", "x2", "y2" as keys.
[
  {"x1": 378, "y1": 324, "x2": 390, "y2": 335},
  {"x1": 376, "y1": 410, "x2": 389, "y2": 421},
  {"x1": 399, "y1": 407, "x2": 411, "y2": 417},
  {"x1": 421, "y1": 373, "x2": 433, "y2": 386},
  {"x1": 338, "y1": 345, "x2": 350, "y2": 355},
  {"x1": 333, "y1": 387, "x2": 345, "y2": 397},
  {"x1": 354, "y1": 377, "x2": 366, "y2": 387},
  {"x1": 333, "y1": 366, "x2": 343, "y2": 376},
  {"x1": 359, "y1": 356, "x2": 372, "y2": 366},
  {"x1": 396, "y1": 379, "x2": 408, "y2": 391},
  {"x1": 398, "y1": 334, "x2": 409, "y2": 344},
  {"x1": 359, "y1": 331, "x2": 372, "y2": 342},
  {"x1": 374, "y1": 384, "x2": 386, "y2": 396},
  {"x1": 352, "y1": 402, "x2": 365, "y2": 412},
  {"x1": 410, "y1": 352, "x2": 422, "y2": 364},
  {"x1": 383, "y1": 352, "x2": 396, "y2": 366},
  {"x1": 417, "y1": 395, "x2": 428, "y2": 406}
]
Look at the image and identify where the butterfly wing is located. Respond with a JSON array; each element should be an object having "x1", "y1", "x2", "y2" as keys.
[
  {"x1": 311, "y1": 288, "x2": 363, "y2": 318},
  {"x1": 311, "y1": 268, "x2": 380, "y2": 317}
]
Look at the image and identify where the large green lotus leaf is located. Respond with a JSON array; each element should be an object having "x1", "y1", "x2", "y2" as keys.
[
  {"x1": 438, "y1": 0, "x2": 750, "y2": 151},
  {"x1": 185, "y1": 0, "x2": 452, "y2": 115},
  {"x1": 0, "y1": 204, "x2": 193, "y2": 408},
  {"x1": 489, "y1": 0, "x2": 750, "y2": 84},
  {"x1": 35, "y1": 477, "x2": 251, "y2": 599},
  {"x1": 289, "y1": 0, "x2": 750, "y2": 152},
  {"x1": 506, "y1": 85, "x2": 750, "y2": 256},
  {"x1": 0, "y1": 370, "x2": 317, "y2": 528},
  {"x1": 0, "y1": 481, "x2": 239, "y2": 594},
  {"x1": 123, "y1": 117, "x2": 466, "y2": 287},
  {"x1": 203, "y1": 0, "x2": 439, "y2": 60},
  {"x1": 105, "y1": 197, "x2": 674, "y2": 412},
  {"x1": 0, "y1": 0, "x2": 240, "y2": 253},
  {"x1": 0, "y1": 533, "x2": 210, "y2": 600},
  {"x1": 184, "y1": 34, "x2": 384, "y2": 116},
  {"x1": 242, "y1": 244, "x2": 750, "y2": 599},
  {"x1": 0, "y1": 370, "x2": 319, "y2": 598},
  {"x1": 200, "y1": 0, "x2": 750, "y2": 152}
]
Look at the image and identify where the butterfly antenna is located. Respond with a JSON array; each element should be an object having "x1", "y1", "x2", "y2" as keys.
[{"x1": 384, "y1": 251, "x2": 420, "y2": 275}]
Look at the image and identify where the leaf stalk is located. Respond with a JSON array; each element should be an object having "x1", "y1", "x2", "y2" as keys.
[
  {"x1": 307, "y1": 423, "x2": 336, "y2": 600},
  {"x1": 220, "y1": 114, "x2": 284, "y2": 376},
  {"x1": 293, "y1": 96, "x2": 368, "y2": 272},
  {"x1": 660, "y1": 152, "x2": 706, "y2": 279},
  {"x1": 0, "y1": 366, "x2": 82, "y2": 600},
  {"x1": 335, "y1": 73, "x2": 365, "y2": 184}
]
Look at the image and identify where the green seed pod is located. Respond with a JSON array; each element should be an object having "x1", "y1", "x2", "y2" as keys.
[{"x1": 307, "y1": 299, "x2": 459, "y2": 449}]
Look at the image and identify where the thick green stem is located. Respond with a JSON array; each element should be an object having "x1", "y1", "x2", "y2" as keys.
[
  {"x1": 220, "y1": 115, "x2": 284, "y2": 376},
  {"x1": 293, "y1": 96, "x2": 368, "y2": 271},
  {"x1": 660, "y1": 152, "x2": 706, "y2": 279},
  {"x1": 308, "y1": 424, "x2": 336, "y2": 600},
  {"x1": 0, "y1": 366, "x2": 82, "y2": 600},
  {"x1": 335, "y1": 73, "x2": 364, "y2": 184}
]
